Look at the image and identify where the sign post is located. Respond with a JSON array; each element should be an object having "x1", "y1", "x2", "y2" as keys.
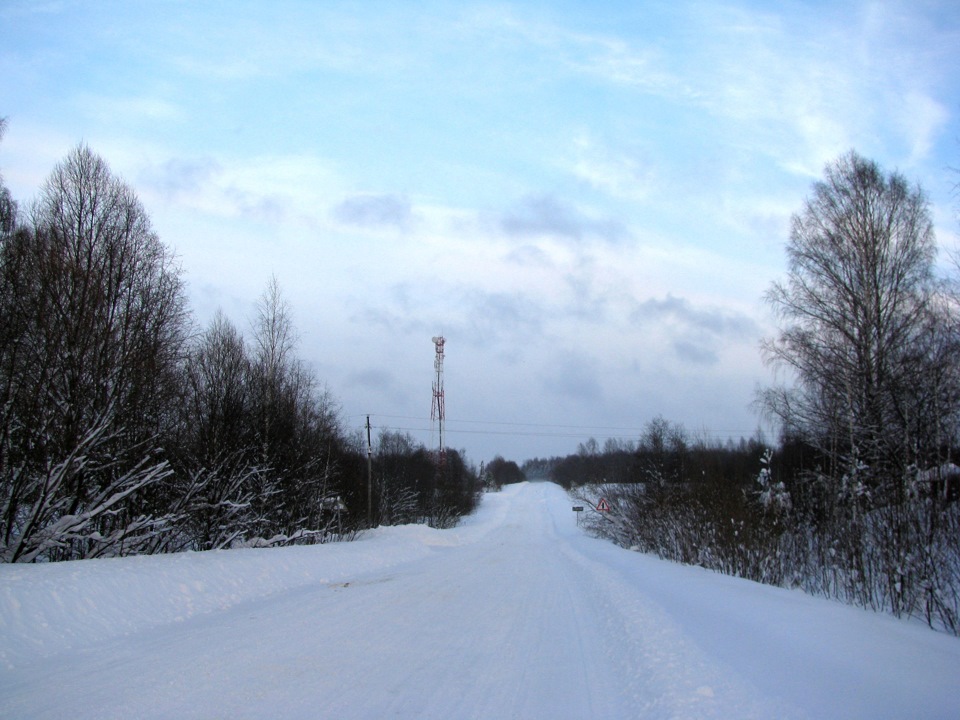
[{"x1": 572, "y1": 505, "x2": 584, "y2": 525}]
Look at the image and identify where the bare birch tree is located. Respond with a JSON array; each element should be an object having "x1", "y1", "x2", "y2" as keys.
[
  {"x1": 0, "y1": 118, "x2": 16, "y2": 233},
  {"x1": 1, "y1": 144, "x2": 188, "y2": 560},
  {"x1": 761, "y1": 151, "x2": 939, "y2": 497}
]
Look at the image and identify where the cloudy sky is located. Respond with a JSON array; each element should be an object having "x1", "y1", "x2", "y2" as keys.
[{"x1": 2, "y1": 1, "x2": 959, "y2": 464}]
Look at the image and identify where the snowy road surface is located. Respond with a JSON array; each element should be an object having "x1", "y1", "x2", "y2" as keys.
[{"x1": 3, "y1": 482, "x2": 960, "y2": 719}]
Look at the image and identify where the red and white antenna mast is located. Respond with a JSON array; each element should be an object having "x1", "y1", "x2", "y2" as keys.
[{"x1": 431, "y1": 335, "x2": 446, "y2": 458}]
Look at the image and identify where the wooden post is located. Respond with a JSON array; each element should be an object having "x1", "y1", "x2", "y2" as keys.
[{"x1": 366, "y1": 415, "x2": 373, "y2": 527}]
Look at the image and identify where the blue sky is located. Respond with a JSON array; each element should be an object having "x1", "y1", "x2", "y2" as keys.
[{"x1": 2, "y1": 0, "x2": 959, "y2": 463}]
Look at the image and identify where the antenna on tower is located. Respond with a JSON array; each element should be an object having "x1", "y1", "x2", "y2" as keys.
[{"x1": 430, "y1": 335, "x2": 446, "y2": 462}]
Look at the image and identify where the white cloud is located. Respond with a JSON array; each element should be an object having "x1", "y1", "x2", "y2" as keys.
[
  {"x1": 568, "y1": 37, "x2": 694, "y2": 99},
  {"x1": 461, "y1": 5, "x2": 694, "y2": 101},
  {"x1": 498, "y1": 194, "x2": 630, "y2": 245},
  {"x1": 567, "y1": 134, "x2": 655, "y2": 202},
  {"x1": 681, "y1": 2, "x2": 958, "y2": 176},
  {"x1": 542, "y1": 351, "x2": 604, "y2": 403},
  {"x1": 897, "y1": 91, "x2": 949, "y2": 166},
  {"x1": 0, "y1": 124, "x2": 78, "y2": 195},
  {"x1": 138, "y1": 152, "x2": 341, "y2": 225},
  {"x1": 332, "y1": 193, "x2": 413, "y2": 229},
  {"x1": 76, "y1": 94, "x2": 185, "y2": 124}
]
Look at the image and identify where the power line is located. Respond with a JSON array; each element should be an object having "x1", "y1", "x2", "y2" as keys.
[
  {"x1": 351, "y1": 415, "x2": 757, "y2": 443},
  {"x1": 354, "y1": 413, "x2": 648, "y2": 433}
]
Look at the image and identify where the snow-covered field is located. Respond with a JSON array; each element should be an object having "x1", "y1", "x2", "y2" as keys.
[{"x1": 2, "y1": 481, "x2": 959, "y2": 719}]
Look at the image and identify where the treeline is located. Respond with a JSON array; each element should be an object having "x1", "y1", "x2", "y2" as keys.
[
  {"x1": 0, "y1": 130, "x2": 480, "y2": 562},
  {"x1": 530, "y1": 426, "x2": 766, "y2": 491},
  {"x1": 483, "y1": 455, "x2": 526, "y2": 490},
  {"x1": 369, "y1": 431, "x2": 480, "y2": 528},
  {"x1": 552, "y1": 153, "x2": 960, "y2": 634}
]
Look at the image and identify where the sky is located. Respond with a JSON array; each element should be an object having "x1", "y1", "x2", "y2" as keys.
[{"x1": 1, "y1": 1, "x2": 959, "y2": 465}]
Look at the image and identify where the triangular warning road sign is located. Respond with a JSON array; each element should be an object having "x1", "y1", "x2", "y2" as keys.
[{"x1": 596, "y1": 497, "x2": 611, "y2": 512}]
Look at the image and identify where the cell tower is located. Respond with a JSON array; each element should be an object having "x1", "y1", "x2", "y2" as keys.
[{"x1": 430, "y1": 335, "x2": 446, "y2": 459}]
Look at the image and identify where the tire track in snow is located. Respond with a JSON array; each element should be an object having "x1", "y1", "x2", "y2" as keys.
[{"x1": 556, "y1": 538, "x2": 806, "y2": 719}]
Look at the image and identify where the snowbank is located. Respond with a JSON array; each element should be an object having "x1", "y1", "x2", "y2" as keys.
[{"x1": 0, "y1": 521, "x2": 460, "y2": 667}]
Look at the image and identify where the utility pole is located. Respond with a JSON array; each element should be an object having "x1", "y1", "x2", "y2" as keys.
[{"x1": 366, "y1": 414, "x2": 373, "y2": 527}]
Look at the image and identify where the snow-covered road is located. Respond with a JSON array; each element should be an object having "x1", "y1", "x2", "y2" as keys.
[{"x1": 3, "y1": 481, "x2": 960, "y2": 719}]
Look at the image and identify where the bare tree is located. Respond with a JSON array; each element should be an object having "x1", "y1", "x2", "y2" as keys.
[
  {"x1": 245, "y1": 277, "x2": 347, "y2": 540},
  {"x1": 486, "y1": 455, "x2": 525, "y2": 489},
  {"x1": 0, "y1": 118, "x2": 16, "y2": 233},
  {"x1": 250, "y1": 276, "x2": 299, "y2": 468},
  {"x1": 374, "y1": 431, "x2": 422, "y2": 523},
  {"x1": 638, "y1": 415, "x2": 688, "y2": 485},
  {"x1": 182, "y1": 310, "x2": 252, "y2": 462},
  {"x1": 758, "y1": 152, "x2": 960, "y2": 626},
  {"x1": 761, "y1": 151, "x2": 940, "y2": 496},
  {"x1": 0, "y1": 144, "x2": 188, "y2": 561},
  {"x1": 163, "y1": 311, "x2": 264, "y2": 551}
]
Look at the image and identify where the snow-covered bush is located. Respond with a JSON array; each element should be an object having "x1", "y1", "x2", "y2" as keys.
[{"x1": 564, "y1": 424, "x2": 960, "y2": 634}]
